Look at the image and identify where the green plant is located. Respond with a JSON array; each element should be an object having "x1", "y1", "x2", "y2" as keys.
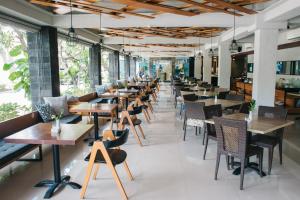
[
  {"x1": 51, "y1": 110, "x2": 64, "y2": 121},
  {"x1": 0, "y1": 103, "x2": 31, "y2": 122},
  {"x1": 249, "y1": 99, "x2": 256, "y2": 112}
]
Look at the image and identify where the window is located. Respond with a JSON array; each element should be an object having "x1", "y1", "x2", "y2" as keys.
[
  {"x1": 119, "y1": 55, "x2": 126, "y2": 80},
  {"x1": 101, "y1": 49, "x2": 117, "y2": 84},
  {"x1": 58, "y1": 38, "x2": 91, "y2": 96},
  {"x1": 0, "y1": 23, "x2": 32, "y2": 122}
]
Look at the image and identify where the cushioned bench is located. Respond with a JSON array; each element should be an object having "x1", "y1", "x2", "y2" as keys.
[{"x1": 0, "y1": 111, "x2": 82, "y2": 169}]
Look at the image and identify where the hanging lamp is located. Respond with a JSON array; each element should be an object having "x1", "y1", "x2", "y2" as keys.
[
  {"x1": 67, "y1": 0, "x2": 78, "y2": 46},
  {"x1": 208, "y1": 31, "x2": 215, "y2": 58},
  {"x1": 229, "y1": 10, "x2": 239, "y2": 53},
  {"x1": 98, "y1": 12, "x2": 103, "y2": 46}
]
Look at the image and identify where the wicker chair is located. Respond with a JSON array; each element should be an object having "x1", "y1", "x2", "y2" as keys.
[
  {"x1": 218, "y1": 91, "x2": 230, "y2": 99},
  {"x1": 251, "y1": 106, "x2": 287, "y2": 175},
  {"x1": 203, "y1": 104, "x2": 222, "y2": 160},
  {"x1": 183, "y1": 102, "x2": 205, "y2": 141},
  {"x1": 214, "y1": 117, "x2": 264, "y2": 190},
  {"x1": 174, "y1": 85, "x2": 184, "y2": 108}
]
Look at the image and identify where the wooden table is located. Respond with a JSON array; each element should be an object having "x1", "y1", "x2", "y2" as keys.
[
  {"x1": 118, "y1": 88, "x2": 139, "y2": 94},
  {"x1": 98, "y1": 92, "x2": 132, "y2": 108},
  {"x1": 196, "y1": 99, "x2": 243, "y2": 109},
  {"x1": 4, "y1": 123, "x2": 94, "y2": 199},
  {"x1": 204, "y1": 113, "x2": 294, "y2": 176},
  {"x1": 205, "y1": 113, "x2": 294, "y2": 134},
  {"x1": 70, "y1": 103, "x2": 117, "y2": 143}
]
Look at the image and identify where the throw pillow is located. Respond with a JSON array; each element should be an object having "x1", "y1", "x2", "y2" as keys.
[
  {"x1": 44, "y1": 96, "x2": 70, "y2": 116},
  {"x1": 95, "y1": 85, "x2": 107, "y2": 95},
  {"x1": 35, "y1": 103, "x2": 53, "y2": 122}
]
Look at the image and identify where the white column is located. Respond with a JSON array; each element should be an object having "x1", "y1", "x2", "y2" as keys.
[
  {"x1": 218, "y1": 41, "x2": 231, "y2": 89},
  {"x1": 252, "y1": 28, "x2": 278, "y2": 106},
  {"x1": 194, "y1": 56, "x2": 202, "y2": 79},
  {"x1": 203, "y1": 50, "x2": 212, "y2": 84}
]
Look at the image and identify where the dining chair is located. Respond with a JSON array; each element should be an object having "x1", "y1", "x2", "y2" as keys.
[
  {"x1": 133, "y1": 96, "x2": 151, "y2": 123},
  {"x1": 218, "y1": 91, "x2": 230, "y2": 99},
  {"x1": 214, "y1": 117, "x2": 264, "y2": 190},
  {"x1": 183, "y1": 101, "x2": 205, "y2": 141},
  {"x1": 203, "y1": 104, "x2": 222, "y2": 160},
  {"x1": 80, "y1": 128, "x2": 133, "y2": 200},
  {"x1": 225, "y1": 94, "x2": 244, "y2": 113},
  {"x1": 181, "y1": 93, "x2": 198, "y2": 119},
  {"x1": 116, "y1": 105, "x2": 146, "y2": 146},
  {"x1": 251, "y1": 106, "x2": 287, "y2": 175},
  {"x1": 174, "y1": 85, "x2": 184, "y2": 108}
]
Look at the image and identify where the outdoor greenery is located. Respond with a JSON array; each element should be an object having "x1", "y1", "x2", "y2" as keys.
[
  {"x1": 0, "y1": 103, "x2": 31, "y2": 122},
  {"x1": 58, "y1": 38, "x2": 91, "y2": 96}
]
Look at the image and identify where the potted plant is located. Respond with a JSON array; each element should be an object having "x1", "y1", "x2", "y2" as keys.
[
  {"x1": 248, "y1": 99, "x2": 256, "y2": 121},
  {"x1": 51, "y1": 110, "x2": 63, "y2": 136}
]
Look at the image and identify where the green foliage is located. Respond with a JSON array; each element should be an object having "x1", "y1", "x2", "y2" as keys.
[
  {"x1": 1, "y1": 27, "x2": 30, "y2": 98},
  {"x1": 249, "y1": 99, "x2": 256, "y2": 112},
  {"x1": 0, "y1": 103, "x2": 31, "y2": 123}
]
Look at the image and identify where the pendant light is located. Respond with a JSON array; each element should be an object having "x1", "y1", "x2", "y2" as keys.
[
  {"x1": 122, "y1": 33, "x2": 126, "y2": 55},
  {"x1": 67, "y1": 0, "x2": 78, "y2": 47},
  {"x1": 98, "y1": 12, "x2": 103, "y2": 47},
  {"x1": 208, "y1": 31, "x2": 215, "y2": 58},
  {"x1": 229, "y1": 10, "x2": 239, "y2": 53},
  {"x1": 197, "y1": 37, "x2": 202, "y2": 57}
]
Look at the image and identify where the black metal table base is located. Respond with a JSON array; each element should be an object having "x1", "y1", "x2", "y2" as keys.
[
  {"x1": 36, "y1": 145, "x2": 81, "y2": 199},
  {"x1": 34, "y1": 175, "x2": 81, "y2": 199},
  {"x1": 232, "y1": 162, "x2": 266, "y2": 177}
]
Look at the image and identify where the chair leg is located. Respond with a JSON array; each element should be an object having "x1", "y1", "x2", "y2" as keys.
[
  {"x1": 226, "y1": 156, "x2": 230, "y2": 170},
  {"x1": 183, "y1": 123, "x2": 187, "y2": 141},
  {"x1": 195, "y1": 127, "x2": 197, "y2": 136},
  {"x1": 214, "y1": 153, "x2": 221, "y2": 180},
  {"x1": 123, "y1": 161, "x2": 134, "y2": 181},
  {"x1": 240, "y1": 159, "x2": 245, "y2": 190},
  {"x1": 279, "y1": 139, "x2": 283, "y2": 165},
  {"x1": 180, "y1": 103, "x2": 183, "y2": 119},
  {"x1": 80, "y1": 144, "x2": 98, "y2": 199},
  {"x1": 137, "y1": 124, "x2": 146, "y2": 139},
  {"x1": 268, "y1": 147, "x2": 274, "y2": 175},
  {"x1": 110, "y1": 164, "x2": 128, "y2": 200},
  {"x1": 203, "y1": 136, "x2": 209, "y2": 160},
  {"x1": 142, "y1": 110, "x2": 150, "y2": 123},
  {"x1": 93, "y1": 164, "x2": 100, "y2": 180},
  {"x1": 183, "y1": 116, "x2": 186, "y2": 130},
  {"x1": 259, "y1": 152, "x2": 264, "y2": 177},
  {"x1": 129, "y1": 123, "x2": 143, "y2": 146}
]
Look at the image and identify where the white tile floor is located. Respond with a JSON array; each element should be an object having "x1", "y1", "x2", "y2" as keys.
[{"x1": 1, "y1": 84, "x2": 300, "y2": 200}]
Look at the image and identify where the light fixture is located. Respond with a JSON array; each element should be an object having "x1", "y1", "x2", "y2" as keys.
[
  {"x1": 67, "y1": 0, "x2": 78, "y2": 47},
  {"x1": 229, "y1": 10, "x2": 239, "y2": 53},
  {"x1": 98, "y1": 12, "x2": 103, "y2": 46},
  {"x1": 208, "y1": 31, "x2": 216, "y2": 58}
]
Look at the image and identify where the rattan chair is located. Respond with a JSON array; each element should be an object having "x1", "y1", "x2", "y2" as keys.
[
  {"x1": 183, "y1": 102, "x2": 205, "y2": 141},
  {"x1": 214, "y1": 117, "x2": 264, "y2": 190},
  {"x1": 203, "y1": 104, "x2": 222, "y2": 160},
  {"x1": 251, "y1": 106, "x2": 287, "y2": 175},
  {"x1": 80, "y1": 128, "x2": 133, "y2": 200},
  {"x1": 174, "y1": 85, "x2": 184, "y2": 108}
]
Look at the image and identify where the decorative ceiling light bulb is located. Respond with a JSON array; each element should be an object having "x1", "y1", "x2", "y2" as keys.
[
  {"x1": 208, "y1": 31, "x2": 216, "y2": 58},
  {"x1": 67, "y1": 0, "x2": 78, "y2": 47},
  {"x1": 229, "y1": 10, "x2": 239, "y2": 53}
]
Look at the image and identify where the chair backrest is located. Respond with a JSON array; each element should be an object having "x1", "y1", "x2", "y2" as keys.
[
  {"x1": 225, "y1": 94, "x2": 244, "y2": 101},
  {"x1": 140, "y1": 94, "x2": 150, "y2": 102},
  {"x1": 185, "y1": 102, "x2": 205, "y2": 120},
  {"x1": 239, "y1": 102, "x2": 250, "y2": 114},
  {"x1": 204, "y1": 104, "x2": 222, "y2": 136},
  {"x1": 128, "y1": 106, "x2": 143, "y2": 115},
  {"x1": 174, "y1": 85, "x2": 184, "y2": 97},
  {"x1": 218, "y1": 91, "x2": 230, "y2": 99},
  {"x1": 181, "y1": 87, "x2": 191, "y2": 92},
  {"x1": 214, "y1": 117, "x2": 248, "y2": 158},
  {"x1": 258, "y1": 106, "x2": 287, "y2": 120},
  {"x1": 103, "y1": 128, "x2": 130, "y2": 149},
  {"x1": 183, "y1": 94, "x2": 198, "y2": 102}
]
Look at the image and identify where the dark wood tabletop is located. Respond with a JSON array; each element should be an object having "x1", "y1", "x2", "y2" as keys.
[
  {"x1": 70, "y1": 102, "x2": 118, "y2": 113},
  {"x1": 4, "y1": 123, "x2": 94, "y2": 145}
]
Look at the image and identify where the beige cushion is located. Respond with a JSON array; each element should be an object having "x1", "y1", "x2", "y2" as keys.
[{"x1": 44, "y1": 96, "x2": 70, "y2": 116}]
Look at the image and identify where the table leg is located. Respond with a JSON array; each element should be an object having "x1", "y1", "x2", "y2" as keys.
[
  {"x1": 34, "y1": 145, "x2": 81, "y2": 199},
  {"x1": 125, "y1": 97, "x2": 129, "y2": 109},
  {"x1": 232, "y1": 162, "x2": 266, "y2": 177},
  {"x1": 93, "y1": 112, "x2": 99, "y2": 140}
]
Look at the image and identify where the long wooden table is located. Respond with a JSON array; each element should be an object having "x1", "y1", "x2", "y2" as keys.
[
  {"x1": 196, "y1": 99, "x2": 243, "y2": 109},
  {"x1": 4, "y1": 123, "x2": 94, "y2": 199},
  {"x1": 70, "y1": 103, "x2": 117, "y2": 144},
  {"x1": 204, "y1": 113, "x2": 294, "y2": 134}
]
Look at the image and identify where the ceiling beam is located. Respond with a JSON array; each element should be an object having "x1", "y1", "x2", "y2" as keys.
[
  {"x1": 204, "y1": 0, "x2": 257, "y2": 14},
  {"x1": 111, "y1": 0, "x2": 197, "y2": 16},
  {"x1": 176, "y1": 0, "x2": 242, "y2": 16}
]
